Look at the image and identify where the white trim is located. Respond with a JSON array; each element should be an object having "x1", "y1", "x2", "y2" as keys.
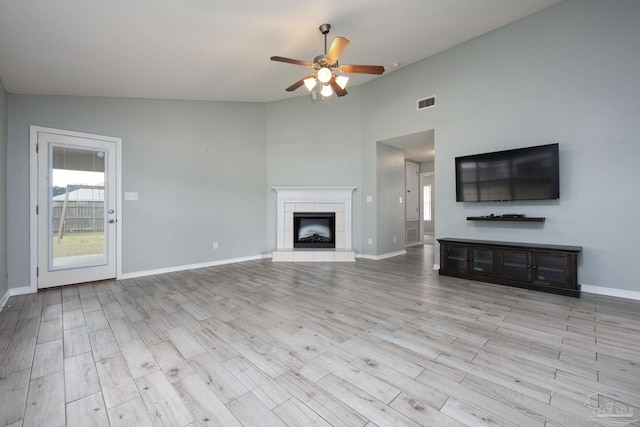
[
  {"x1": 9, "y1": 286, "x2": 33, "y2": 296},
  {"x1": 29, "y1": 126, "x2": 123, "y2": 293},
  {"x1": 0, "y1": 290, "x2": 10, "y2": 311},
  {"x1": 0, "y1": 285, "x2": 35, "y2": 312},
  {"x1": 406, "y1": 241, "x2": 424, "y2": 248},
  {"x1": 580, "y1": 284, "x2": 640, "y2": 301},
  {"x1": 119, "y1": 254, "x2": 271, "y2": 280},
  {"x1": 357, "y1": 250, "x2": 407, "y2": 260}
]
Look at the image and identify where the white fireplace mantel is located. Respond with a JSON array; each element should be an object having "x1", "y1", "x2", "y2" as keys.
[{"x1": 273, "y1": 187, "x2": 357, "y2": 260}]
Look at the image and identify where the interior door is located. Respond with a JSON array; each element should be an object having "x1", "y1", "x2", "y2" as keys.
[
  {"x1": 37, "y1": 131, "x2": 117, "y2": 288},
  {"x1": 405, "y1": 161, "x2": 419, "y2": 221}
]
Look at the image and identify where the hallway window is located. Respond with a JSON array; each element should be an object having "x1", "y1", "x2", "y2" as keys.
[{"x1": 423, "y1": 184, "x2": 432, "y2": 221}]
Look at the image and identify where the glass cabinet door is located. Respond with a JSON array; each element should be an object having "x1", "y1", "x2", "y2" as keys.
[
  {"x1": 444, "y1": 245, "x2": 468, "y2": 273},
  {"x1": 501, "y1": 250, "x2": 531, "y2": 281},
  {"x1": 471, "y1": 248, "x2": 495, "y2": 275},
  {"x1": 533, "y1": 253, "x2": 569, "y2": 286}
]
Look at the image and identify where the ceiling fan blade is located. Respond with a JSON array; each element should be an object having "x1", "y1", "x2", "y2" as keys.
[
  {"x1": 339, "y1": 64, "x2": 385, "y2": 75},
  {"x1": 329, "y1": 76, "x2": 347, "y2": 97},
  {"x1": 270, "y1": 56, "x2": 315, "y2": 68},
  {"x1": 285, "y1": 74, "x2": 316, "y2": 92},
  {"x1": 326, "y1": 37, "x2": 350, "y2": 63}
]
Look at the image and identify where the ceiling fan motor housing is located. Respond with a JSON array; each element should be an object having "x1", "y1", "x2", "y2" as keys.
[{"x1": 319, "y1": 23, "x2": 331, "y2": 35}]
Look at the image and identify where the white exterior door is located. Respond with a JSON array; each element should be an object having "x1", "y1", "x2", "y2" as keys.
[{"x1": 36, "y1": 131, "x2": 118, "y2": 288}]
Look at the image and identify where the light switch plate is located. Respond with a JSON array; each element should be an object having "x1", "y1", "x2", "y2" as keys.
[{"x1": 125, "y1": 192, "x2": 138, "y2": 201}]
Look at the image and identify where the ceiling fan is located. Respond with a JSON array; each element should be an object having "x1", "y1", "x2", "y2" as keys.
[{"x1": 271, "y1": 24, "x2": 385, "y2": 98}]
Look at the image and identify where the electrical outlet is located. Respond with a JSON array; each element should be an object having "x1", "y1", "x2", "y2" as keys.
[
  {"x1": 368, "y1": 238, "x2": 373, "y2": 245},
  {"x1": 393, "y1": 236, "x2": 397, "y2": 243},
  {"x1": 213, "y1": 242, "x2": 219, "y2": 249},
  {"x1": 366, "y1": 195, "x2": 373, "y2": 203}
]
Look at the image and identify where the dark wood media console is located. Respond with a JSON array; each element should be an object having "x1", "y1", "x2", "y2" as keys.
[{"x1": 438, "y1": 238, "x2": 581, "y2": 297}]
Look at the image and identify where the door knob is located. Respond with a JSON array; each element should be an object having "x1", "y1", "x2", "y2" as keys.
[{"x1": 108, "y1": 219, "x2": 115, "y2": 224}]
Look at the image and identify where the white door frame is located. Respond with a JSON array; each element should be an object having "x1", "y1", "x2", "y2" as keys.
[{"x1": 29, "y1": 126, "x2": 123, "y2": 293}]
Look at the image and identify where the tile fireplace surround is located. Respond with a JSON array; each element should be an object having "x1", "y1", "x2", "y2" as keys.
[{"x1": 272, "y1": 187, "x2": 356, "y2": 262}]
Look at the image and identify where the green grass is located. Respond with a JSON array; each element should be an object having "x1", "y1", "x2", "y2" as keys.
[{"x1": 52, "y1": 232, "x2": 105, "y2": 257}]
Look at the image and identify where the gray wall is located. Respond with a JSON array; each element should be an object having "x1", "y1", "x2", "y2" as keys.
[
  {"x1": 265, "y1": 89, "x2": 363, "y2": 252},
  {"x1": 360, "y1": 0, "x2": 640, "y2": 291},
  {"x1": 376, "y1": 143, "x2": 405, "y2": 254},
  {"x1": 0, "y1": 78, "x2": 7, "y2": 298},
  {"x1": 7, "y1": 96, "x2": 267, "y2": 288},
  {"x1": 419, "y1": 161, "x2": 434, "y2": 173}
]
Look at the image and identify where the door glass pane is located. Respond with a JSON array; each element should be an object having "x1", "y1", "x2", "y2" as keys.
[
  {"x1": 50, "y1": 145, "x2": 107, "y2": 269},
  {"x1": 535, "y1": 254, "x2": 566, "y2": 283},
  {"x1": 447, "y1": 246, "x2": 467, "y2": 270},
  {"x1": 423, "y1": 184, "x2": 432, "y2": 221},
  {"x1": 472, "y1": 248, "x2": 494, "y2": 274},
  {"x1": 503, "y1": 251, "x2": 529, "y2": 280}
]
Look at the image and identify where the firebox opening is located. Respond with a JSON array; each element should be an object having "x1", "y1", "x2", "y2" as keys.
[{"x1": 293, "y1": 212, "x2": 336, "y2": 249}]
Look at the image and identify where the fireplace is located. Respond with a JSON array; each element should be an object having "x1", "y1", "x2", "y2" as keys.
[
  {"x1": 272, "y1": 186, "x2": 356, "y2": 262},
  {"x1": 294, "y1": 212, "x2": 335, "y2": 248}
]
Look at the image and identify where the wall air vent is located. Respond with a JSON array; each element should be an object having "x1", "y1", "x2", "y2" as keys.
[{"x1": 417, "y1": 96, "x2": 436, "y2": 110}]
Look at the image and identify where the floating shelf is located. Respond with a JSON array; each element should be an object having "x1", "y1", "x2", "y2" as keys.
[{"x1": 467, "y1": 216, "x2": 545, "y2": 222}]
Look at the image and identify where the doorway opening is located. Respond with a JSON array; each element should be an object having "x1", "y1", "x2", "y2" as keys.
[{"x1": 378, "y1": 129, "x2": 435, "y2": 247}]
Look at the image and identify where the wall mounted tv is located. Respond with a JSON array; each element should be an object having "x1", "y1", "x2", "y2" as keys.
[{"x1": 455, "y1": 143, "x2": 559, "y2": 202}]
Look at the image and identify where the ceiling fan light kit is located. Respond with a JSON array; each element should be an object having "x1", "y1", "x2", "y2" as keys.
[
  {"x1": 303, "y1": 77, "x2": 317, "y2": 91},
  {"x1": 317, "y1": 67, "x2": 332, "y2": 83},
  {"x1": 271, "y1": 23, "x2": 385, "y2": 99},
  {"x1": 336, "y1": 75, "x2": 349, "y2": 89}
]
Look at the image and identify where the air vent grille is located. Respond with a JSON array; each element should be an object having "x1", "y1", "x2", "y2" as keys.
[
  {"x1": 417, "y1": 96, "x2": 436, "y2": 110},
  {"x1": 406, "y1": 227, "x2": 419, "y2": 243}
]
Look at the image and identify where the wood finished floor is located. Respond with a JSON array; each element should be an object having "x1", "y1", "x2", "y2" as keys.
[{"x1": 1, "y1": 245, "x2": 639, "y2": 426}]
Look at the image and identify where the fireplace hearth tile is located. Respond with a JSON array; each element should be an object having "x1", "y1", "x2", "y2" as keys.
[
  {"x1": 285, "y1": 212, "x2": 293, "y2": 232},
  {"x1": 296, "y1": 203, "x2": 314, "y2": 212},
  {"x1": 272, "y1": 249, "x2": 356, "y2": 262},
  {"x1": 314, "y1": 203, "x2": 334, "y2": 212},
  {"x1": 335, "y1": 212, "x2": 345, "y2": 231}
]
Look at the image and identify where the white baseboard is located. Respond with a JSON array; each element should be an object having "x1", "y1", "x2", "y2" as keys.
[
  {"x1": 119, "y1": 254, "x2": 271, "y2": 280},
  {"x1": 9, "y1": 286, "x2": 33, "y2": 296},
  {"x1": 357, "y1": 250, "x2": 407, "y2": 261},
  {"x1": 0, "y1": 290, "x2": 10, "y2": 311},
  {"x1": 580, "y1": 284, "x2": 640, "y2": 301},
  {"x1": 0, "y1": 286, "x2": 34, "y2": 312}
]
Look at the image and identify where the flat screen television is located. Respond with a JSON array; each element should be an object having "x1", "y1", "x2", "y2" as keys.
[{"x1": 455, "y1": 143, "x2": 559, "y2": 202}]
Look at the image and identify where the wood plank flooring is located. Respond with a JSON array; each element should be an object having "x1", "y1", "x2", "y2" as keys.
[{"x1": 1, "y1": 245, "x2": 639, "y2": 426}]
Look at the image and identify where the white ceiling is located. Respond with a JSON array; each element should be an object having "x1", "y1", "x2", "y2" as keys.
[{"x1": 0, "y1": 0, "x2": 562, "y2": 103}]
